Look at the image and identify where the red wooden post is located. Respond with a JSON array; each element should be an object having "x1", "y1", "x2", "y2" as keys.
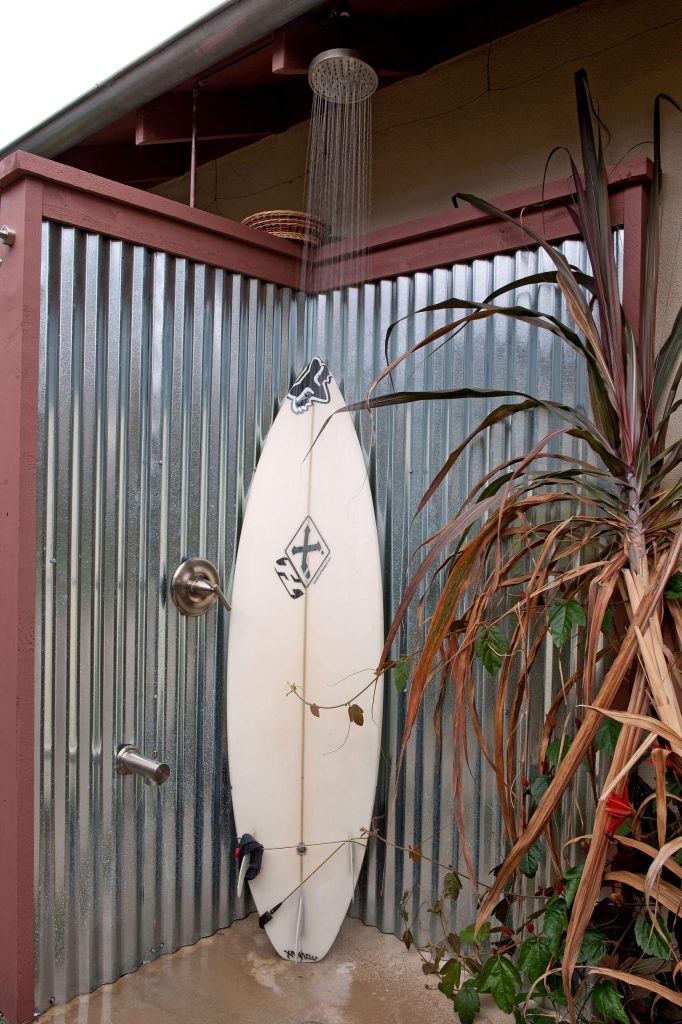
[
  {"x1": 0, "y1": 176, "x2": 43, "y2": 1024},
  {"x1": 622, "y1": 180, "x2": 650, "y2": 341}
]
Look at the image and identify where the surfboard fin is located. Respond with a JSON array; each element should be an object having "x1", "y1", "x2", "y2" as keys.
[
  {"x1": 237, "y1": 852, "x2": 250, "y2": 897},
  {"x1": 234, "y1": 833, "x2": 263, "y2": 898}
]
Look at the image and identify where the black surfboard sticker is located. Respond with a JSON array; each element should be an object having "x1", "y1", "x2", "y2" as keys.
[
  {"x1": 274, "y1": 516, "x2": 330, "y2": 599},
  {"x1": 287, "y1": 357, "x2": 332, "y2": 414}
]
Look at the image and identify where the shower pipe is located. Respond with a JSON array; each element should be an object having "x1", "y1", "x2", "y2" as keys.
[{"x1": 0, "y1": 148, "x2": 651, "y2": 1024}]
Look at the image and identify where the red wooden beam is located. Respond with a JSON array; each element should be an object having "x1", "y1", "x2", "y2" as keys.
[
  {"x1": 318, "y1": 158, "x2": 653, "y2": 287},
  {"x1": 135, "y1": 91, "x2": 288, "y2": 145},
  {"x1": 0, "y1": 175, "x2": 42, "y2": 1024},
  {"x1": 57, "y1": 140, "x2": 250, "y2": 187},
  {"x1": 271, "y1": 21, "x2": 422, "y2": 78}
]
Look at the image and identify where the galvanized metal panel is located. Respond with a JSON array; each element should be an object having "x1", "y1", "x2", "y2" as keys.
[{"x1": 35, "y1": 222, "x2": 604, "y2": 1011}]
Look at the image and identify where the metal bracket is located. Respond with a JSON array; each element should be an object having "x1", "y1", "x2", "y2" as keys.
[
  {"x1": 0, "y1": 226, "x2": 16, "y2": 247},
  {"x1": 170, "y1": 556, "x2": 232, "y2": 617}
]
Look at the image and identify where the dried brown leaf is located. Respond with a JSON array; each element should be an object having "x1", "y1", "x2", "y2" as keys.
[{"x1": 348, "y1": 704, "x2": 364, "y2": 726}]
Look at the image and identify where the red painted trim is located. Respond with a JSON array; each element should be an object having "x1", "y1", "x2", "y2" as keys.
[
  {"x1": 0, "y1": 151, "x2": 302, "y2": 289},
  {"x1": 0, "y1": 151, "x2": 653, "y2": 291},
  {"x1": 0, "y1": 177, "x2": 43, "y2": 1024},
  {"x1": 622, "y1": 182, "x2": 650, "y2": 339},
  {"x1": 319, "y1": 158, "x2": 652, "y2": 286}
]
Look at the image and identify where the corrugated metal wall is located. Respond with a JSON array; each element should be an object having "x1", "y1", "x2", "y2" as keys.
[{"x1": 35, "y1": 220, "x2": 601, "y2": 1011}]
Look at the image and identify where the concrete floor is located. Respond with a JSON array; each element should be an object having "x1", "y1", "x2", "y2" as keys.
[{"x1": 39, "y1": 915, "x2": 508, "y2": 1024}]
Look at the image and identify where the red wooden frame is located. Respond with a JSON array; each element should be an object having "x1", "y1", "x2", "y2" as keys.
[{"x1": 0, "y1": 149, "x2": 652, "y2": 1024}]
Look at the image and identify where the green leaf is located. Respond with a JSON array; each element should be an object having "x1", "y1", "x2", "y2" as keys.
[
  {"x1": 665, "y1": 571, "x2": 682, "y2": 599},
  {"x1": 577, "y1": 928, "x2": 607, "y2": 964},
  {"x1": 543, "y1": 896, "x2": 568, "y2": 953},
  {"x1": 477, "y1": 956, "x2": 521, "y2": 1014},
  {"x1": 394, "y1": 658, "x2": 409, "y2": 693},
  {"x1": 519, "y1": 839, "x2": 544, "y2": 879},
  {"x1": 547, "y1": 977, "x2": 568, "y2": 1006},
  {"x1": 546, "y1": 737, "x2": 572, "y2": 765},
  {"x1": 518, "y1": 936, "x2": 553, "y2": 983},
  {"x1": 530, "y1": 774, "x2": 551, "y2": 802},
  {"x1": 563, "y1": 862, "x2": 585, "y2": 908},
  {"x1": 444, "y1": 871, "x2": 462, "y2": 900},
  {"x1": 548, "y1": 598, "x2": 586, "y2": 648},
  {"x1": 592, "y1": 981, "x2": 629, "y2": 1024},
  {"x1": 596, "y1": 718, "x2": 622, "y2": 756},
  {"x1": 438, "y1": 957, "x2": 462, "y2": 998},
  {"x1": 601, "y1": 606, "x2": 614, "y2": 634},
  {"x1": 459, "y1": 922, "x2": 490, "y2": 945},
  {"x1": 475, "y1": 625, "x2": 509, "y2": 675},
  {"x1": 634, "y1": 912, "x2": 672, "y2": 958},
  {"x1": 454, "y1": 980, "x2": 480, "y2": 1024}
]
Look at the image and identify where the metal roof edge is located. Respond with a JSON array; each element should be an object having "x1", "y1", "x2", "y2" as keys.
[{"x1": 0, "y1": 0, "x2": 323, "y2": 162}]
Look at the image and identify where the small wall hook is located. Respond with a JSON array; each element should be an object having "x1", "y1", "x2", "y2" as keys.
[{"x1": 0, "y1": 226, "x2": 16, "y2": 247}]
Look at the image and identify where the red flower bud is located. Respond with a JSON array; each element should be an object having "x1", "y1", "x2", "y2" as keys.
[
  {"x1": 604, "y1": 786, "x2": 633, "y2": 835},
  {"x1": 526, "y1": 922, "x2": 535, "y2": 933}
]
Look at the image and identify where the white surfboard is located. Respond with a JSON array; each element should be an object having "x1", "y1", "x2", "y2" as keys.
[{"x1": 226, "y1": 356, "x2": 384, "y2": 963}]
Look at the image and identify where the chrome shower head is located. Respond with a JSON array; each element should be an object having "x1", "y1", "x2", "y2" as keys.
[{"x1": 308, "y1": 48, "x2": 378, "y2": 103}]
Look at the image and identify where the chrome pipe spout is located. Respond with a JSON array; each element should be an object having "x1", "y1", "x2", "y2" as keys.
[{"x1": 116, "y1": 745, "x2": 170, "y2": 785}]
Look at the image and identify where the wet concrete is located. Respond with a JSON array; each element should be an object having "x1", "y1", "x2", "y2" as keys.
[{"x1": 39, "y1": 915, "x2": 508, "y2": 1023}]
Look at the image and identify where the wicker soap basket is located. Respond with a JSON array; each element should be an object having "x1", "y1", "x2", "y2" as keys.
[{"x1": 241, "y1": 210, "x2": 328, "y2": 246}]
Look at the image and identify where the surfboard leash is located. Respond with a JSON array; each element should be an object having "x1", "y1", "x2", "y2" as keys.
[{"x1": 258, "y1": 840, "x2": 349, "y2": 927}]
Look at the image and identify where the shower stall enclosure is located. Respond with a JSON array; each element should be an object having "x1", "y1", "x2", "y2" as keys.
[{"x1": 0, "y1": 149, "x2": 650, "y2": 1022}]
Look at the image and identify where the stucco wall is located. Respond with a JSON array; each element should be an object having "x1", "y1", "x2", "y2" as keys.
[{"x1": 155, "y1": 0, "x2": 682, "y2": 339}]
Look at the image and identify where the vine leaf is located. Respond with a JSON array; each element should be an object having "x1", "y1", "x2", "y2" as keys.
[
  {"x1": 577, "y1": 928, "x2": 606, "y2": 964},
  {"x1": 595, "y1": 718, "x2": 621, "y2": 755},
  {"x1": 592, "y1": 981, "x2": 629, "y2": 1024},
  {"x1": 664, "y1": 571, "x2": 682, "y2": 599},
  {"x1": 519, "y1": 839, "x2": 543, "y2": 879},
  {"x1": 348, "y1": 704, "x2": 364, "y2": 726},
  {"x1": 310, "y1": 703, "x2": 320, "y2": 718},
  {"x1": 634, "y1": 912, "x2": 672, "y2": 958},
  {"x1": 530, "y1": 774, "x2": 551, "y2": 802},
  {"x1": 453, "y1": 980, "x2": 480, "y2": 1024},
  {"x1": 438, "y1": 957, "x2": 462, "y2": 998},
  {"x1": 477, "y1": 955, "x2": 521, "y2": 1014},
  {"x1": 563, "y1": 862, "x2": 585, "y2": 907},
  {"x1": 543, "y1": 896, "x2": 568, "y2": 953},
  {"x1": 474, "y1": 625, "x2": 509, "y2": 675},
  {"x1": 518, "y1": 935, "x2": 553, "y2": 984},
  {"x1": 459, "y1": 921, "x2": 490, "y2": 945},
  {"x1": 394, "y1": 658, "x2": 410, "y2": 693},
  {"x1": 548, "y1": 597, "x2": 586, "y2": 648},
  {"x1": 444, "y1": 870, "x2": 462, "y2": 900},
  {"x1": 402, "y1": 928, "x2": 413, "y2": 951}
]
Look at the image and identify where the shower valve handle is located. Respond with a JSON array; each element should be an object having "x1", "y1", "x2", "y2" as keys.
[
  {"x1": 170, "y1": 556, "x2": 231, "y2": 617},
  {"x1": 190, "y1": 577, "x2": 232, "y2": 612}
]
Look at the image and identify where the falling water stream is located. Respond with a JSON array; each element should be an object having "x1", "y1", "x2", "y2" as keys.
[{"x1": 301, "y1": 49, "x2": 376, "y2": 294}]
